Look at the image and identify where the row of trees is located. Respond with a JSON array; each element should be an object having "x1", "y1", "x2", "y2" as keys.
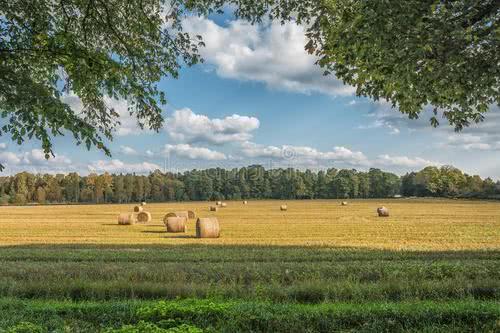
[{"x1": 0, "y1": 166, "x2": 498, "y2": 205}]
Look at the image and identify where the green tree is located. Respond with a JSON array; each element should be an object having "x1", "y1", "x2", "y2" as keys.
[
  {"x1": 149, "y1": 171, "x2": 165, "y2": 201},
  {"x1": 315, "y1": 170, "x2": 331, "y2": 198},
  {"x1": 357, "y1": 172, "x2": 370, "y2": 198},
  {"x1": 332, "y1": 169, "x2": 359, "y2": 199},
  {"x1": 0, "y1": 0, "x2": 203, "y2": 170},
  {"x1": 112, "y1": 175, "x2": 126, "y2": 203},
  {"x1": 439, "y1": 166, "x2": 466, "y2": 197},
  {"x1": 3, "y1": 1, "x2": 497, "y2": 171},
  {"x1": 0, "y1": 193, "x2": 9, "y2": 205},
  {"x1": 193, "y1": 0, "x2": 499, "y2": 128},
  {"x1": 401, "y1": 172, "x2": 418, "y2": 197},
  {"x1": 124, "y1": 174, "x2": 135, "y2": 202},
  {"x1": 415, "y1": 166, "x2": 441, "y2": 196},
  {"x1": 12, "y1": 172, "x2": 29, "y2": 203},
  {"x1": 45, "y1": 176, "x2": 63, "y2": 202},
  {"x1": 63, "y1": 172, "x2": 80, "y2": 202},
  {"x1": 35, "y1": 186, "x2": 46, "y2": 204}
]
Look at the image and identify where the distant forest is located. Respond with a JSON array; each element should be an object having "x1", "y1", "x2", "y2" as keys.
[{"x1": 0, "y1": 165, "x2": 499, "y2": 205}]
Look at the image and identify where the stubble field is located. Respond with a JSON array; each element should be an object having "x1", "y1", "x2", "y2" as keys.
[
  {"x1": 0, "y1": 199, "x2": 499, "y2": 332},
  {"x1": 1, "y1": 198, "x2": 499, "y2": 249}
]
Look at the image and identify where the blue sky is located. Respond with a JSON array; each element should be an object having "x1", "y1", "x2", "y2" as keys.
[{"x1": 1, "y1": 15, "x2": 499, "y2": 179}]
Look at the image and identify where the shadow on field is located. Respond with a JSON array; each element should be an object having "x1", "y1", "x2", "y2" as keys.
[
  {"x1": 0, "y1": 243, "x2": 498, "y2": 263},
  {"x1": 139, "y1": 231, "x2": 197, "y2": 238}
]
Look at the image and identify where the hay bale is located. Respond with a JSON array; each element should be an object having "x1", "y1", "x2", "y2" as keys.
[
  {"x1": 164, "y1": 211, "x2": 189, "y2": 219},
  {"x1": 216, "y1": 201, "x2": 222, "y2": 206},
  {"x1": 377, "y1": 206, "x2": 390, "y2": 217},
  {"x1": 221, "y1": 202, "x2": 227, "y2": 207},
  {"x1": 209, "y1": 206, "x2": 218, "y2": 212},
  {"x1": 133, "y1": 205, "x2": 143, "y2": 213},
  {"x1": 165, "y1": 212, "x2": 177, "y2": 218},
  {"x1": 136, "y1": 211, "x2": 152, "y2": 223},
  {"x1": 141, "y1": 202, "x2": 146, "y2": 206},
  {"x1": 164, "y1": 211, "x2": 196, "y2": 222},
  {"x1": 280, "y1": 204, "x2": 287, "y2": 211},
  {"x1": 165, "y1": 216, "x2": 187, "y2": 233},
  {"x1": 196, "y1": 217, "x2": 220, "y2": 238},
  {"x1": 118, "y1": 213, "x2": 136, "y2": 225},
  {"x1": 341, "y1": 201, "x2": 348, "y2": 206},
  {"x1": 243, "y1": 200, "x2": 248, "y2": 205}
]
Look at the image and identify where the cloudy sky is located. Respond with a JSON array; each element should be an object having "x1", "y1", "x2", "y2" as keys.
[{"x1": 1, "y1": 14, "x2": 499, "y2": 178}]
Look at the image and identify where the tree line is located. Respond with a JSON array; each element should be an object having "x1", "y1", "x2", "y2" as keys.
[{"x1": 0, "y1": 165, "x2": 499, "y2": 205}]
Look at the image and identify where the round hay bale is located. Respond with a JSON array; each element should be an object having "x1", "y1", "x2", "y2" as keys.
[
  {"x1": 164, "y1": 211, "x2": 189, "y2": 219},
  {"x1": 188, "y1": 210, "x2": 196, "y2": 219},
  {"x1": 243, "y1": 200, "x2": 248, "y2": 205},
  {"x1": 165, "y1": 216, "x2": 187, "y2": 233},
  {"x1": 221, "y1": 202, "x2": 227, "y2": 207},
  {"x1": 280, "y1": 204, "x2": 288, "y2": 211},
  {"x1": 136, "y1": 211, "x2": 152, "y2": 223},
  {"x1": 341, "y1": 201, "x2": 348, "y2": 206},
  {"x1": 175, "y1": 211, "x2": 189, "y2": 219},
  {"x1": 196, "y1": 217, "x2": 220, "y2": 238},
  {"x1": 118, "y1": 213, "x2": 136, "y2": 225},
  {"x1": 216, "y1": 201, "x2": 222, "y2": 206},
  {"x1": 133, "y1": 205, "x2": 143, "y2": 213},
  {"x1": 377, "y1": 206, "x2": 390, "y2": 217},
  {"x1": 165, "y1": 212, "x2": 177, "y2": 219},
  {"x1": 141, "y1": 202, "x2": 146, "y2": 206},
  {"x1": 209, "y1": 206, "x2": 218, "y2": 212}
]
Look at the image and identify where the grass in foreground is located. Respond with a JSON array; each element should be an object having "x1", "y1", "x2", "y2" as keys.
[
  {"x1": 1, "y1": 298, "x2": 499, "y2": 332},
  {"x1": 0, "y1": 245, "x2": 498, "y2": 302}
]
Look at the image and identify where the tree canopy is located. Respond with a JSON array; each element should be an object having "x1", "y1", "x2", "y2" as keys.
[
  {"x1": 0, "y1": 0, "x2": 204, "y2": 170},
  {"x1": 1, "y1": 164, "x2": 498, "y2": 205},
  {"x1": 1, "y1": 0, "x2": 499, "y2": 169}
]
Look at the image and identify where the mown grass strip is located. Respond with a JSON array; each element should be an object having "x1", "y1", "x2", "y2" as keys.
[{"x1": 0, "y1": 298, "x2": 498, "y2": 332}]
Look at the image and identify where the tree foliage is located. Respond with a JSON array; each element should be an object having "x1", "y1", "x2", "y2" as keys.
[
  {"x1": 315, "y1": 0, "x2": 500, "y2": 129},
  {"x1": 1, "y1": 0, "x2": 499, "y2": 170},
  {"x1": 0, "y1": 0, "x2": 204, "y2": 169},
  {"x1": 196, "y1": 0, "x2": 499, "y2": 129},
  {"x1": 0, "y1": 165, "x2": 498, "y2": 205}
]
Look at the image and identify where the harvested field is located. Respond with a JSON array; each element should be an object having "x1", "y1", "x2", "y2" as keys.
[
  {"x1": 0, "y1": 199, "x2": 498, "y2": 250},
  {"x1": 0, "y1": 199, "x2": 499, "y2": 332}
]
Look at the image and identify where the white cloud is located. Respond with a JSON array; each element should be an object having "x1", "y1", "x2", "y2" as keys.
[
  {"x1": 27, "y1": 149, "x2": 72, "y2": 166},
  {"x1": 164, "y1": 144, "x2": 227, "y2": 160},
  {"x1": 88, "y1": 159, "x2": 160, "y2": 174},
  {"x1": 238, "y1": 141, "x2": 443, "y2": 171},
  {"x1": 0, "y1": 151, "x2": 22, "y2": 165},
  {"x1": 183, "y1": 17, "x2": 354, "y2": 96},
  {"x1": 61, "y1": 94, "x2": 146, "y2": 137},
  {"x1": 110, "y1": 99, "x2": 142, "y2": 136},
  {"x1": 0, "y1": 149, "x2": 72, "y2": 166},
  {"x1": 165, "y1": 108, "x2": 259, "y2": 144},
  {"x1": 240, "y1": 141, "x2": 368, "y2": 166},
  {"x1": 444, "y1": 129, "x2": 500, "y2": 152},
  {"x1": 0, "y1": 149, "x2": 73, "y2": 174},
  {"x1": 374, "y1": 154, "x2": 441, "y2": 168},
  {"x1": 360, "y1": 101, "x2": 500, "y2": 151},
  {"x1": 0, "y1": 143, "x2": 7, "y2": 150},
  {"x1": 119, "y1": 145, "x2": 138, "y2": 156}
]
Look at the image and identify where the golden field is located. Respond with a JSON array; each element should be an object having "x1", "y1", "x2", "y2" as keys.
[{"x1": 0, "y1": 199, "x2": 499, "y2": 250}]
